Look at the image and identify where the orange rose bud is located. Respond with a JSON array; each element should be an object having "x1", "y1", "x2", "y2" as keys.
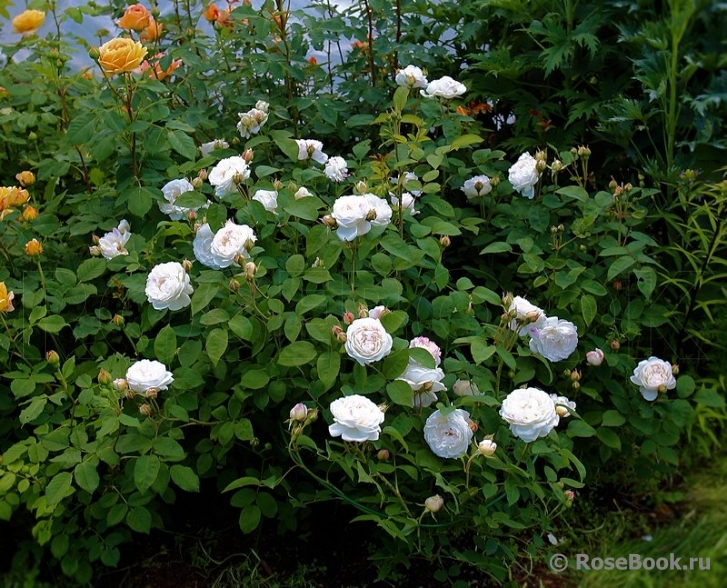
[
  {"x1": 140, "y1": 17, "x2": 162, "y2": 41},
  {"x1": 22, "y1": 206, "x2": 38, "y2": 221},
  {"x1": 25, "y1": 238, "x2": 43, "y2": 257},
  {"x1": 15, "y1": 171, "x2": 35, "y2": 187},
  {"x1": 118, "y1": 4, "x2": 151, "y2": 32},
  {"x1": 307, "y1": 56, "x2": 317, "y2": 65},
  {"x1": 140, "y1": 53, "x2": 181, "y2": 81},
  {"x1": 203, "y1": 3, "x2": 219, "y2": 21}
]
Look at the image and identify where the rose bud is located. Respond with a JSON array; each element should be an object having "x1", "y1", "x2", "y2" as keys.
[
  {"x1": 424, "y1": 495, "x2": 444, "y2": 513},
  {"x1": 46, "y1": 350, "x2": 60, "y2": 366},
  {"x1": 586, "y1": 348, "x2": 604, "y2": 366},
  {"x1": 478, "y1": 439, "x2": 497, "y2": 457},
  {"x1": 113, "y1": 378, "x2": 128, "y2": 392},
  {"x1": 289, "y1": 402, "x2": 308, "y2": 422},
  {"x1": 610, "y1": 339, "x2": 620, "y2": 351},
  {"x1": 98, "y1": 369, "x2": 113, "y2": 385},
  {"x1": 377, "y1": 449, "x2": 390, "y2": 461},
  {"x1": 25, "y1": 238, "x2": 43, "y2": 257},
  {"x1": 139, "y1": 404, "x2": 152, "y2": 417},
  {"x1": 343, "y1": 311, "x2": 355, "y2": 325}
]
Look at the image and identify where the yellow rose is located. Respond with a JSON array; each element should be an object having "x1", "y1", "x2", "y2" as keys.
[
  {"x1": 15, "y1": 171, "x2": 35, "y2": 187},
  {"x1": 117, "y1": 5, "x2": 151, "y2": 32},
  {"x1": 0, "y1": 186, "x2": 28, "y2": 211},
  {"x1": 98, "y1": 37, "x2": 148, "y2": 75},
  {"x1": 12, "y1": 10, "x2": 45, "y2": 35},
  {"x1": 0, "y1": 282, "x2": 14, "y2": 314}
]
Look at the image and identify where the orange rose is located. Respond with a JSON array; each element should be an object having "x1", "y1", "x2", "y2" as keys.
[
  {"x1": 203, "y1": 3, "x2": 219, "y2": 22},
  {"x1": 0, "y1": 282, "x2": 14, "y2": 314},
  {"x1": 22, "y1": 206, "x2": 38, "y2": 221},
  {"x1": 140, "y1": 54, "x2": 181, "y2": 81},
  {"x1": 98, "y1": 37, "x2": 148, "y2": 75},
  {"x1": 12, "y1": 10, "x2": 45, "y2": 35},
  {"x1": 0, "y1": 186, "x2": 29, "y2": 211},
  {"x1": 117, "y1": 4, "x2": 151, "y2": 32},
  {"x1": 25, "y1": 238, "x2": 43, "y2": 257},
  {"x1": 140, "y1": 17, "x2": 162, "y2": 41},
  {"x1": 15, "y1": 171, "x2": 35, "y2": 187}
]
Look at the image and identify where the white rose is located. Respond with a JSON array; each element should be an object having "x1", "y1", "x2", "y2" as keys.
[
  {"x1": 420, "y1": 76, "x2": 467, "y2": 99},
  {"x1": 208, "y1": 156, "x2": 251, "y2": 199},
  {"x1": 368, "y1": 305, "x2": 387, "y2": 320},
  {"x1": 508, "y1": 295, "x2": 547, "y2": 335},
  {"x1": 252, "y1": 189, "x2": 278, "y2": 213},
  {"x1": 210, "y1": 220, "x2": 257, "y2": 268},
  {"x1": 630, "y1": 356, "x2": 676, "y2": 401},
  {"x1": 98, "y1": 220, "x2": 131, "y2": 259},
  {"x1": 586, "y1": 348, "x2": 605, "y2": 366},
  {"x1": 424, "y1": 408, "x2": 474, "y2": 459},
  {"x1": 294, "y1": 187, "x2": 313, "y2": 199},
  {"x1": 508, "y1": 152, "x2": 539, "y2": 199},
  {"x1": 550, "y1": 394, "x2": 576, "y2": 417},
  {"x1": 409, "y1": 336, "x2": 442, "y2": 366},
  {"x1": 529, "y1": 317, "x2": 578, "y2": 362},
  {"x1": 453, "y1": 379, "x2": 480, "y2": 396},
  {"x1": 478, "y1": 439, "x2": 497, "y2": 457},
  {"x1": 397, "y1": 360, "x2": 446, "y2": 408},
  {"x1": 237, "y1": 105, "x2": 269, "y2": 138},
  {"x1": 461, "y1": 175, "x2": 492, "y2": 199},
  {"x1": 199, "y1": 138, "x2": 229, "y2": 158},
  {"x1": 145, "y1": 262, "x2": 194, "y2": 311},
  {"x1": 499, "y1": 387, "x2": 559, "y2": 442},
  {"x1": 344, "y1": 317, "x2": 393, "y2": 365},
  {"x1": 332, "y1": 195, "x2": 371, "y2": 241},
  {"x1": 389, "y1": 191, "x2": 418, "y2": 215},
  {"x1": 395, "y1": 65, "x2": 428, "y2": 89},
  {"x1": 328, "y1": 394, "x2": 385, "y2": 442},
  {"x1": 159, "y1": 178, "x2": 200, "y2": 220},
  {"x1": 363, "y1": 193, "x2": 392, "y2": 227},
  {"x1": 324, "y1": 156, "x2": 348, "y2": 182},
  {"x1": 193, "y1": 223, "x2": 222, "y2": 269},
  {"x1": 390, "y1": 172, "x2": 422, "y2": 196},
  {"x1": 295, "y1": 139, "x2": 328, "y2": 164},
  {"x1": 126, "y1": 359, "x2": 174, "y2": 395}
]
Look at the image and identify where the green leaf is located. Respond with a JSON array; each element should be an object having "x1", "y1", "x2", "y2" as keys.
[
  {"x1": 76, "y1": 258, "x2": 107, "y2": 282},
  {"x1": 239, "y1": 504, "x2": 261, "y2": 534},
  {"x1": 386, "y1": 380, "x2": 413, "y2": 407},
  {"x1": 154, "y1": 325, "x2": 177, "y2": 365},
  {"x1": 205, "y1": 328, "x2": 228, "y2": 366},
  {"x1": 379, "y1": 310, "x2": 407, "y2": 333},
  {"x1": 694, "y1": 387, "x2": 725, "y2": 407},
  {"x1": 597, "y1": 428, "x2": 622, "y2": 450},
  {"x1": 601, "y1": 410, "x2": 626, "y2": 427},
  {"x1": 295, "y1": 294, "x2": 326, "y2": 315},
  {"x1": 107, "y1": 504, "x2": 128, "y2": 527},
  {"x1": 133, "y1": 455, "x2": 160, "y2": 493},
  {"x1": 317, "y1": 351, "x2": 340, "y2": 387},
  {"x1": 382, "y1": 348, "x2": 409, "y2": 379},
  {"x1": 556, "y1": 186, "x2": 589, "y2": 202},
  {"x1": 151, "y1": 437, "x2": 186, "y2": 460},
  {"x1": 19, "y1": 397, "x2": 47, "y2": 424},
  {"x1": 170, "y1": 465, "x2": 200, "y2": 492},
  {"x1": 393, "y1": 86, "x2": 409, "y2": 112},
  {"x1": 37, "y1": 315, "x2": 67, "y2": 334},
  {"x1": 580, "y1": 294, "x2": 597, "y2": 326},
  {"x1": 567, "y1": 420, "x2": 597, "y2": 438},
  {"x1": 633, "y1": 267, "x2": 657, "y2": 299},
  {"x1": 66, "y1": 112, "x2": 97, "y2": 144},
  {"x1": 607, "y1": 256, "x2": 636, "y2": 281},
  {"x1": 191, "y1": 283, "x2": 219, "y2": 315},
  {"x1": 167, "y1": 130, "x2": 197, "y2": 160},
  {"x1": 229, "y1": 315, "x2": 254, "y2": 340},
  {"x1": 449, "y1": 134, "x2": 483, "y2": 150},
  {"x1": 125, "y1": 186, "x2": 157, "y2": 218},
  {"x1": 408, "y1": 347, "x2": 436, "y2": 369},
  {"x1": 240, "y1": 368, "x2": 269, "y2": 389},
  {"x1": 45, "y1": 472, "x2": 73, "y2": 506},
  {"x1": 471, "y1": 338, "x2": 496, "y2": 365},
  {"x1": 73, "y1": 460, "x2": 100, "y2": 494},
  {"x1": 278, "y1": 341, "x2": 317, "y2": 366},
  {"x1": 480, "y1": 242, "x2": 512, "y2": 255},
  {"x1": 126, "y1": 506, "x2": 152, "y2": 533}
]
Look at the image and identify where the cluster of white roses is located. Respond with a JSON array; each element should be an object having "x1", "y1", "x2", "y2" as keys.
[
  {"x1": 507, "y1": 295, "x2": 579, "y2": 362},
  {"x1": 193, "y1": 219, "x2": 257, "y2": 270},
  {"x1": 330, "y1": 194, "x2": 393, "y2": 241},
  {"x1": 91, "y1": 219, "x2": 131, "y2": 260},
  {"x1": 394, "y1": 65, "x2": 467, "y2": 100},
  {"x1": 236, "y1": 100, "x2": 269, "y2": 139}
]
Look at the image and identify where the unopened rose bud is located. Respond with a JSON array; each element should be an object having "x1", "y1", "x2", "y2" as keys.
[
  {"x1": 424, "y1": 495, "x2": 444, "y2": 513},
  {"x1": 550, "y1": 225, "x2": 558, "y2": 234},
  {"x1": 490, "y1": 176, "x2": 500, "y2": 187},
  {"x1": 439, "y1": 235, "x2": 451, "y2": 248},
  {"x1": 336, "y1": 331, "x2": 347, "y2": 344},
  {"x1": 557, "y1": 224, "x2": 564, "y2": 232},
  {"x1": 556, "y1": 405, "x2": 570, "y2": 417},
  {"x1": 88, "y1": 47, "x2": 100, "y2": 60},
  {"x1": 289, "y1": 402, "x2": 308, "y2": 422},
  {"x1": 244, "y1": 261, "x2": 257, "y2": 279},
  {"x1": 332, "y1": 325, "x2": 343, "y2": 337},
  {"x1": 353, "y1": 181, "x2": 368, "y2": 194},
  {"x1": 16, "y1": 171, "x2": 35, "y2": 187},
  {"x1": 25, "y1": 239, "x2": 42, "y2": 257},
  {"x1": 181, "y1": 259, "x2": 193, "y2": 273},
  {"x1": 608, "y1": 178, "x2": 618, "y2": 191},
  {"x1": 28, "y1": 131, "x2": 37, "y2": 141},
  {"x1": 377, "y1": 449, "x2": 390, "y2": 461},
  {"x1": 229, "y1": 277, "x2": 240, "y2": 291},
  {"x1": 233, "y1": 172, "x2": 245, "y2": 185},
  {"x1": 671, "y1": 364, "x2": 679, "y2": 375},
  {"x1": 535, "y1": 149, "x2": 547, "y2": 162},
  {"x1": 22, "y1": 206, "x2": 38, "y2": 221},
  {"x1": 112, "y1": 314, "x2": 125, "y2": 327},
  {"x1": 536, "y1": 159, "x2": 547, "y2": 173},
  {"x1": 321, "y1": 215, "x2": 337, "y2": 228},
  {"x1": 113, "y1": 378, "x2": 128, "y2": 392},
  {"x1": 191, "y1": 177, "x2": 204, "y2": 189},
  {"x1": 577, "y1": 145, "x2": 591, "y2": 158},
  {"x1": 197, "y1": 168, "x2": 208, "y2": 181},
  {"x1": 273, "y1": 179, "x2": 284, "y2": 190},
  {"x1": 453, "y1": 379, "x2": 479, "y2": 396},
  {"x1": 98, "y1": 369, "x2": 112, "y2": 385},
  {"x1": 586, "y1": 348, "x2": 604, "y2": 366},
  {"x1": 478, "y1": 439, "x2": 497, "y2": 457},
  {"x1": 187, "y1": 210, "x2": 197, "y2": 221},
  {"x1": 570, "y1": 369, "x2": 580, "y2": 382},
  {"x1": 145, "y1": 387, "x2": 158, "y2": 400},
  {"x1": 610, "y1": 339, "x2": 620, "y2": 351},
  {"x1": 291, "y1": 424, "x2": 304, "y2": 437},
  {"x1": 343, "y1": 311, "x2": 355, "y2": 325},
  {"x1": 657, "y1": 384, "x2": 667, "y2": 394},
  {"x1": 139, "y1": 404, "x2": 152, "y2": 417},
  {"x1": 365, "y1": 209, "x2": 377, "y2": 222},
  {"x1": 570, "y1": 147, "x2": 578, "y2": 156},
  {"x1": 305, "y1": 408, "x2": 318, "y2": 423},
  {"x1": 242, "y1": 148, "x2": 254, "y2": 163},
  {"x1": 357, "y1": 304, "x2": 368, "y2": 319},
  {"x1": 469, "y1": 421, "x2": 478, "y2": 433},
  {"x1": 565, "y1": 490, "x2": 575, "y2": 504},
  {"x1": 125, "y1": 388, "x2": 135, "y2": 400},
  {"x1": 46, "y1": 350, "x2": 60, "y2": 366},
  {"x1": 244, "y1": 238, "x2": 256, "y2": 252},
  {"x1": 571, "y1": 381, "x2": 580, "y2": 390},
  {"x1": 551, "y1": 159, "x2": 563, "y2": 173},
  {"x1": 624, "y1": 183, "x2": 632, "y2": 193}
]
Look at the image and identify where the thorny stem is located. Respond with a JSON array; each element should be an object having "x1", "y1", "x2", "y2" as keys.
[{"x1": 362, "y1": 0, "x2": 376, "y2": 87}]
